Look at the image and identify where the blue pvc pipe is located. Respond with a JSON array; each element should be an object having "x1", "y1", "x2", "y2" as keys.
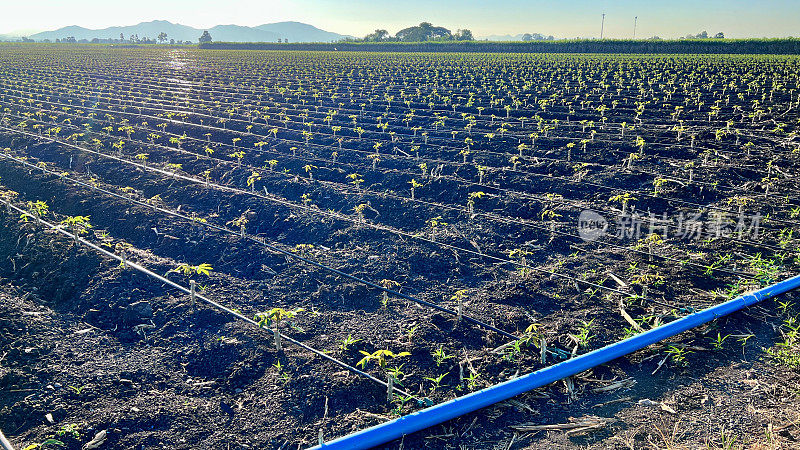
[{"x1": 311, "y1": 274, "x2": 800, "y2": 450}]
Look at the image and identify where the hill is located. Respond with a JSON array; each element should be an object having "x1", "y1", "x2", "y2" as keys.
[{"x1": 26, "y1": 20, "x2": 350, "y2": 43}]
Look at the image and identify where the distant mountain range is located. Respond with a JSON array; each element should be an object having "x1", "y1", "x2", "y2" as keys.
[
  {"x1": 481, "y1": 33, "x2": 555, "y2": 42},
  {"x1": 18, "y1": 20, "x2": 351, "y2": 43},
  {"x1": 481, "y1": 34, "x2": 525, "y2": 41}
]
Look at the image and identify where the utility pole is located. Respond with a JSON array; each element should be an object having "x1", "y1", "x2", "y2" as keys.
[
  {"x1": 633, "y1": 16, "x2": 638, "y2": 39},
  {"x1": 600, "y1": 13, "x2": 606, "y2": 39}
]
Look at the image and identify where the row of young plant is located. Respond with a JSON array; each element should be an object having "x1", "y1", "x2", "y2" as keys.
[
  {"x1": 2, "y1": 178, "x2": 788, "y2": 424},
  {"x1": 4, "y1": 114, "x2": 784, "y2": 310},
  {"x1": 4, "y1": 68, "x2": 797, "y2": 204},
  {"x1": 7, "y1": 51, "x2": 800, "y2": 189},
  {"x1": 0, "y1": 153, "x2": 674, "y2": 415},
  {"x1": 4, "y1": 114, "x2": 792, "y2": 300},
  {"x1": 1, "y1": 126, "x2": 688, "y2": 327},
  {"x1": 1, "y1": 49, "x2": 796, "y2": 429},
  {"x1": 3, "y1": 50, "x2": 796, "y2": 356},
  {"x1": 3, "y1": 101, "x2": 796, "y2": 281},
  {"x1": 4, "y1": 121, "x2": 791, "y2": 356},
  {"x1": 3, "y1": 74, "x2": 798, "y2": 233}
]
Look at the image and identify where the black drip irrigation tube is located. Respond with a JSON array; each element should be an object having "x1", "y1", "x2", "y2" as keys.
[
  {"x1": 0, "y1": 428, "x2": 14, "y2": 450},
  {"x1": 0, "y1": 127, "x2": 519, "y2": 341},
  {"x1": 1, "y1": 124, "x2": 719, "y2": 312},
  {"x1": 0, "y1": 199, "x2": 414, "y2": 399}
]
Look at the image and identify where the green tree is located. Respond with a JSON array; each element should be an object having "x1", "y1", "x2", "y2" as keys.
[
  {"x1": 395, "y1": 22, "x2": 451, "y2": 42},
  {"x1": 364, "y1": 29, "x2": 389, "y2": 41},
  {"x1": 454, "y1": 29, "x2": 474, "y2": 41}
]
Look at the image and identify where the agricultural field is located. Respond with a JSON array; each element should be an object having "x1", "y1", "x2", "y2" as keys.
[{"x1": 0, "y1": 45, "x2": 799, "y2": 449}]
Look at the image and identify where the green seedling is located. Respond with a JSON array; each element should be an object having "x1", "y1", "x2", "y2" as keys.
[
  {"x1": 569, "y1": 319, "x2": 596, "y2": 349},
  {"x1": 778, "y1": 300, "x2": 795, "y2": 316},
  {"x1": 424, "y1": 372, "x2": 447, "y2": 395},
  {"x1": 464, "y1": 371, "x2": 481, "y2": 390},
  {"x1": 20, "y1": 200, "x2": 49, "y2": 222},
  {"x1": 167, "y1": 263, "x2": 213, "y2": 278},
  {"x1": 404, "y1": 324, "x2": 419, "y2": 343},
  {"x1": 710, "y1": 332, "x2": 731, "y2": 350},
  {"x1": 665, "y1": 345, "x2": 692, "y2": 367},
  {"x1": 379, "y1": 279, "x2": 400, "y2": 306},
  {"x1": 356, "y1": 349, "x2": 410, "y2": 369},
  {"x1": 450, "y1": 289, "x2": 468, "y2": 322},
  {"x1": 390, "y1": 393, "x2": 414, "y2": 417},
  {"x1": 56, "y1": 424, "x2": 80, "y2": 439},
  {"x1": 272, "y1": 360, "x2": 291, "y2": 384},
  {"x1": 68, "y1": 385, "x2": 87, "y2": 395},
  {"x1": 60, "y1": 215, "x2": 92, "y2": 238},
  {"x1": 255, "y1": 307, "x2": 305, "y2": 351},
  {"x1": 339, "y1": 334, "x2": 362, "y2": 352},
  {"x1": 431, "y1": 346, "x2": 455, "y2": 367},
  {"x1": 22, "y1": 440, "x2": 65, "y2": 450}
]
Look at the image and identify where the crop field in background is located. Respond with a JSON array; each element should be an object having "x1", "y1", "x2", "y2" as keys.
[{"x1": 0, "y1": 45, "x2": 798, "y2": 449}]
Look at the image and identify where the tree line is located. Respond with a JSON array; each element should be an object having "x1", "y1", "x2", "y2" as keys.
[
  {"x1": 15, "y1": 30, "x2": 213, "y2": 45},
  {"x1": 357, "y1": 22, "x2": 474, "y2": 42},
  {"x1": 200, "y1": 38, "x2": 800, "y2": 54}
]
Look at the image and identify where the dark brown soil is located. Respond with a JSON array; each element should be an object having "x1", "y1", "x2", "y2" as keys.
[{"x1": 0, "y1": 46, "x2": 798, "y2": 450}]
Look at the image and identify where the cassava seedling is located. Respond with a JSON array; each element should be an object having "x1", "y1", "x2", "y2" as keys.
[
  {"x1": 246, "y1": 171, "x2": 261, "y2": 192},
  {"x1": 450, "y1": 289, "x2": 468, "y2": 323},
  {"x1": 303, "y1": 164, "x2": 317, "y2": 180},
  {"x1": 476, "y1": 165, "x2": 488, "y2": 184},
  {"x1": 409, "y1": 178, "x2": 423, "y2": 200},
  {"x1": 60, "y1": 215, "x2": 92, "y2": 243},
  {"x1": 20, "y1": 200, "x2": 49, "y2": 223},
  {"x1": 508, "y1": 248, "x2": 532, "y2": 278},
  {"x1": 357, "y1": 349, "x2": 411, "y2": 400},
  {"x1": 255, "y1": 307, "x2": 305, "y2": 352},
  {"x1": 295, "y1": 244, "x2": 314, "y2": 257},
  {"x1": 226, "y1": 210, "x2": 251, "y2": 236},
  {"x1": 347, "y1": 173, "x2": 364, "y2": 190},
  {"x1": 228, "y1": 150, "x2": 245, "y2": 167},
  {"x1": 339, "y1": 334, "x2": 362, "y2": 352},
  {"x1": 167, "y1": 263, "x2": 213, "y2": 278},
  {"x1": 379, "y1": 279, "x2": 400, "y2": 306},
  {"x1": 565, "y1": 142, "x2": 576, "y2": 161},
  {"x1": 353, "y1": 203, "x2": 368, "y2": 223},
  {"x1": 357, "y1": 349, "x2": 410, "y2": 370},
  {"x1": 466, "y1": 191, "x2": 485, "y2": 217},
  {"x1": 459, "y1": 148, "x2": 470, "y2": 163}
]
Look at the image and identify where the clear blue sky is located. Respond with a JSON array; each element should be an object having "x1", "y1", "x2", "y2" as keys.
[{"x1": 3, "y1": 0, "x2": 799, "y2": 38}]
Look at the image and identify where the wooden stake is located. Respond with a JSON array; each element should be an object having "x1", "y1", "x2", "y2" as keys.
[
  {"x1": 540, "y1": 338, "x2": 547, "y2": 364},
  {"x1": 274, "y1": 322, "x2": 282, "y2": 352}
]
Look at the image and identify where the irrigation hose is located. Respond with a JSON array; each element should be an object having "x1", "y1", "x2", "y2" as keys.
[
  {"x1": 0, "y1": 428, "x2": 13, "y2": 450},
  {"x1": 310, "y1": 272, "x2": 800, "y2": 450}
]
